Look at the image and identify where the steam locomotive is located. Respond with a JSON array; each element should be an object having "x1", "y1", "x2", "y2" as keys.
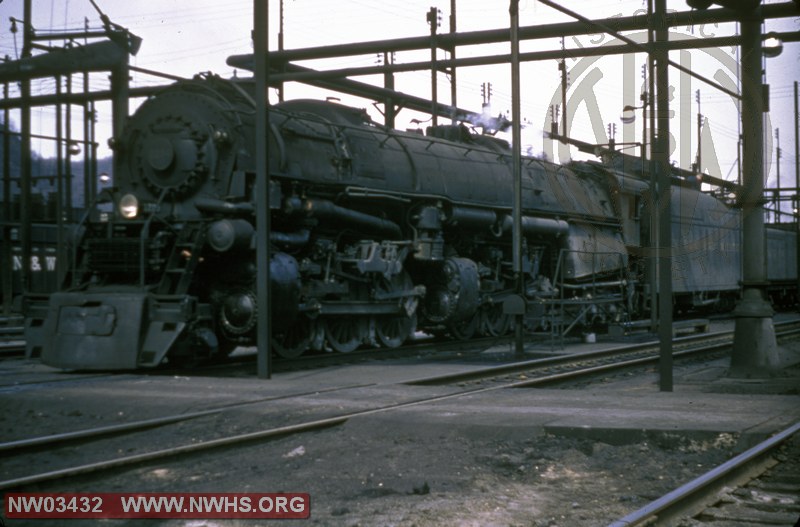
[{"x1": 23, "y1": 74, "x2": 796, "y2": 369}]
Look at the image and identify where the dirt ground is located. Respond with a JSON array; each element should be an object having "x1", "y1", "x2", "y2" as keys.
[
  {"x1": 22, "y1": 404, "x2": 750, "y2": 527},
  {"x1": 175, "y1": 418, "x2": 742, "y2": 526},
  {"x1": 4, "y1": 342, "x2": 800, "y2": 527},
  {"x1": 8, "y1": 394, "x2": 776, "y2": 527}
]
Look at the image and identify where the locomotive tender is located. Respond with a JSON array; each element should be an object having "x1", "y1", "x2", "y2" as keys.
[{"x1": 21, "y1": 74, "x2": 791, "y2": 369}]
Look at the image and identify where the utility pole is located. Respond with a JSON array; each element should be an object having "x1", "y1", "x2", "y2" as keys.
[
  {"x1": 607, "y1": 122, "x2": 617, "y2": 150},
  {"x1": 559, "y1": 37, "x2": 568, "y2": 137},
  {"x1": 481, "y1": 82, "x2": 492, "y2": 108},
  {"x1": 731, "y1": 6, "x2": 779, "y2": 375},
  {"x1": 695, "y1": 89, "x2": 702, "y2": 173}
]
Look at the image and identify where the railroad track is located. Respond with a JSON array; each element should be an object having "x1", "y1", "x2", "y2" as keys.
[
  {"x1": 178, "y1": 332, "x2": 508, "y2": 376},
  {"x1": 405, "y1": 319, "x2": 800, "y2": 387},
  {"x1": 609, "y1": 421, "x2": 800, "y2": 527},
  {"x1": 5, "y1": 319, "x2": 798, "y2": 492},
  {"x1": 0, "y1": 333, "x2": 493, "y2": 392}
]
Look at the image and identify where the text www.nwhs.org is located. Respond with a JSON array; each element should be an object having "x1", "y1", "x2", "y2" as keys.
[{"x1": 5, "y1": 492, "x2": 310, "y2": 519}]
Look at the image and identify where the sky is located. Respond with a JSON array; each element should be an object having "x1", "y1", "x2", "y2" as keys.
[{"x1": 0, "y1": 0, "x2": 798, "y2": 207}]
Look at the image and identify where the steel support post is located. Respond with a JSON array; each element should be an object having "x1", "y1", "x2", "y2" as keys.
[
  {"x1": 84, "y1": 25, "x2": 94, "y2": 208},
  {"x1": 65, "y1": 76, "x2": 73, "y2": 219},
  {"x1": 655, "y1": 0, "x2": 673, "y2": 391},
  {"x1": 449, "y1": 0, "x2": 457, "y2": 124},
  {"x1": 731, "y1": 9, "x2": 779, "y2": 374},
  {"x1": 510, "y1": 0, "x2": 524, "y2": 356},
  {"x1": 83, "y1": 80, "x2": 91, "y2": 208},
  {"x1": 261, "y1": 3, "x2": 799, "y2": 64},
  {"x1": 19, "y1": 0, "x2": 33, "y2": 296},
  {"x1": 109, "y1": 64, "x2": 129, "y2": 144},
  {"x1": 648, "y1": 0, "x2": 658, "y2": 335},
  {"x1": 254, "y1": 0, "x2": 272, "y2": 379},
  {"x1": 2, "y1": 79, "x2": 11, "y2": 315},
  {"x1": 795, "y1": 81, "x2": 799, "y2": 300},
  {"x1": 89, "y1": 100, "x2": 98, "y2": 201},
  {"x1": 383, "y1": 52, "x2": 395, "y2": 129},
  {"x1": 56, "y1": 78, "x2": 64, "y2": 287}
]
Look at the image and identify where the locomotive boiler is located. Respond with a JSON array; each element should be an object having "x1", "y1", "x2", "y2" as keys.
[{"x1": 25, "y1": 74, "x2": 634, "y2": 369}]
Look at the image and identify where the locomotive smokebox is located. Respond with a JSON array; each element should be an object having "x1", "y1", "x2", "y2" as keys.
[{"x1": 208, "y1": 219, "x2": 254, "y2": 252}]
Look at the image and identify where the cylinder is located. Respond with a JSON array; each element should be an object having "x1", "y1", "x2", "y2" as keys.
[{"x1": 207, "y1": 218, "x2": 254, "y2": 252}]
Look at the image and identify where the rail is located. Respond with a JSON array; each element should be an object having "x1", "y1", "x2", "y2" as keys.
[{"x1": 608, "y1": 421, "x2": 800, "y2": 527}]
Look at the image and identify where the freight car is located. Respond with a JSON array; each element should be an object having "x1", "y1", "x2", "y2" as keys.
[
  {"x1": 0, "y1": 223, "x2": 66, "y2": 312},
  {"x1": 765, "y1": 222, "x2": 798, "y2": 309},
  {"x1": 22, "y1": 74, "x2": 796, "y2": 369}
]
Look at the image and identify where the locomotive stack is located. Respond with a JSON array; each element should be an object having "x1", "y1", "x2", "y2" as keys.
[{"x1": 18, "y1": 74, "x2": 797, "y2": 370}]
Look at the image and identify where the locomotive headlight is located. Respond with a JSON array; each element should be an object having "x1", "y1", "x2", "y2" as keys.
[{"x1": 119, "y1": 193, "x2": 140, "y2": 219}]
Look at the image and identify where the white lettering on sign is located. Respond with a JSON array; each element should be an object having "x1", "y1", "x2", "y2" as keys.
[{"x1": 9, "y1": 254, "x2": 57, "y2": 272}]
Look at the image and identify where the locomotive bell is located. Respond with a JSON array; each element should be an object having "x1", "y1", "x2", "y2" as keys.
[{"x1": 207, "y1": 219, "x2": 254, "y2": 252}]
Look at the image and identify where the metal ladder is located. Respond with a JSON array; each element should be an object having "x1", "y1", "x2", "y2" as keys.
[{"x1": 157, "y1": 223, "x2": 206, "y2": 295}]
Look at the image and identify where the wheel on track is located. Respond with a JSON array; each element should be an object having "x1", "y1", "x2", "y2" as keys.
[
  {"x1": 217, "y1": 339, "x2": 240, "y2": 356},
  {"x1": 376, "y1": 313, "x2": 417, "y2": 348},
  {"x1": 374, "y1": 273, "x2": 417, "y2": 348},
  {"x1": 448, "y1": 312, "x2": 479, "y2": 340},
  {"x1": 323, "y1": 317, "x2": 365, "y2": 353},
  {"x1": 481, "y1": 303, "x2": 510, "y2": 336},
  {"x1": 272, "y1": 316, "x2": 312, "y2": 358}
]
